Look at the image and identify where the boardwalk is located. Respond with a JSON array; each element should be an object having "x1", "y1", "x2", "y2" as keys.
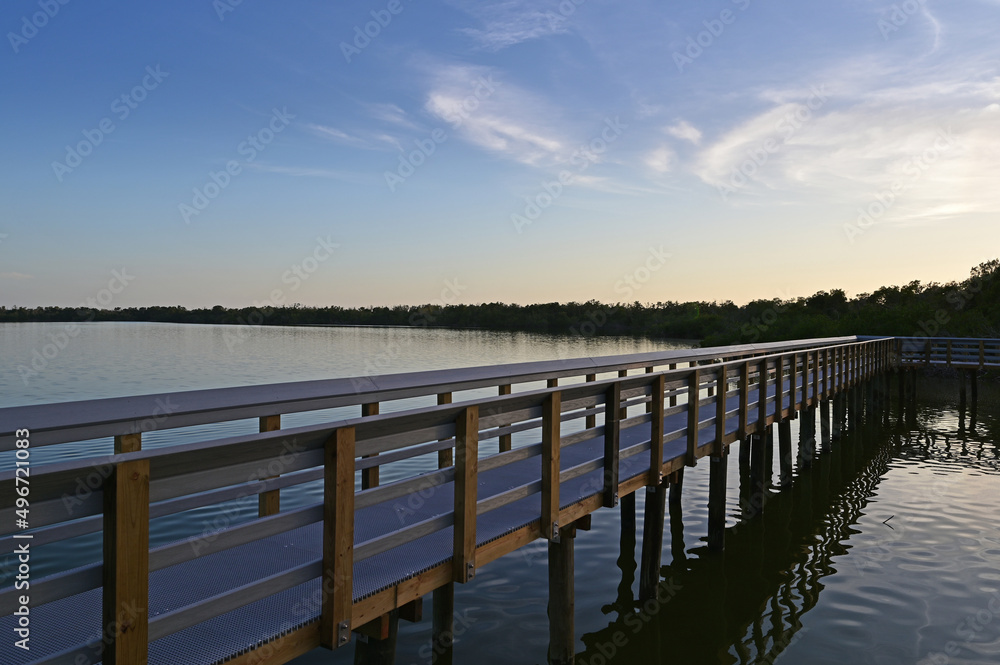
[{"x1": 1, "y1": 336, "x2": 998, "y2": 665}]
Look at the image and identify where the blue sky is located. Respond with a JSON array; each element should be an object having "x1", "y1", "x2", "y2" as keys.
[{"x1": 1, "y1": 0, "x2": 998, "y2": 308}]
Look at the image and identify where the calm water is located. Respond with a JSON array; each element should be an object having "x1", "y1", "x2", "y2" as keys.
[{"x1": 2, "y1": 323, "x2": 1000, "y2": 665}]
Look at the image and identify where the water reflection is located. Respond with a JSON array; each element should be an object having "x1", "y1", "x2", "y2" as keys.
[{"x1": 579, "y1": 379, "x2": 1000, "y2": 665}]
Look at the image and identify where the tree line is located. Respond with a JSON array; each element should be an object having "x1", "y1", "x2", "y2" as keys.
[{"x1": 3, "y1": 260, "x2": 997, "y2": 346}]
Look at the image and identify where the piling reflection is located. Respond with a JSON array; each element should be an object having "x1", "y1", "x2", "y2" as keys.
[{"x1": 576, "y1": 380, "x2": 998, "y2": 665}]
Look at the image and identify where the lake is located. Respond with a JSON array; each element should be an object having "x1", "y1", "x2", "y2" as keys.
[{"x1": 2, "y1": 322, "x2": 999, "y2": 665}]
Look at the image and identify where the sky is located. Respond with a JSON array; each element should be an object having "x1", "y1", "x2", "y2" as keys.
[{"x1": 1, "y1": 0, "x2": 998, "y2": 309}]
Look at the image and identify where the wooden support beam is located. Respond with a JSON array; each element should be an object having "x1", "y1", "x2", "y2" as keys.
[
  {"x1": 639, "y1": 482, "x2": 667, "y2": 602},
  {"x1": 800, "y1": 409, "x2": 815, "y2": 469},
  {"x1": 707, "y1": 450, "x2": 728, "y2": 552},
  {"x1": 649, "y1": 374, "x2": 665, "y2": 486},
  {"x1": 542, "y1": 392, "x2": 562, "y2": 542},
  {"x1": 399, "y1": 598, "x2": 423, "y2": 624},
  {"x1": 361, "y1": 404, "x2": 380, "y2": 490},
  {"x1": 778, "y1": 419, "x2": 792, "y2": 488},
  {"x1": 437, "y1": 393, "x2": 453, "y2": 468},
  {"x1": 547, "y1": 524, "x2": 576, "y2": 665},
  {"x1": 585, "y1": 375, "x2": 597, "y2": 429},
  {"x1": 603, "y1": 383, "x2": 621, "y2": 507},
  {"x1": 498, "y1": 385, "x2": 512, "y2": 452},
  {"x1": 686, "y1": 369, "x2": 700, "y2": 466},
  {"x1": 114, "y1": 432, "x2": 141, "y2": 454},
  {"x1": 321, "y1": 426, "x2": 355, "y2": 650},
  {"x1": 353, "y1": 610, "x2": 398, "y2": 665},
  {"x1": 259, "y1": 415, "x2": 282, "y2": 516},
  {"x1": 431, "y1": 584, "x2": 454, "y2": 665},
  {"x1": 453, "y1": 406, "x2": 479, "y2": 583},
  {"x1": 102, "y1": 458, "x2": 150, "y2": 665},
  {"x1": 548, "y1": 378, "x2": 559, "y2": 389}
]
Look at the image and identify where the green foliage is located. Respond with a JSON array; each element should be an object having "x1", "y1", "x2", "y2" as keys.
[{"x1": 3, "y1": 261, "x2": 998, "y2": 345}]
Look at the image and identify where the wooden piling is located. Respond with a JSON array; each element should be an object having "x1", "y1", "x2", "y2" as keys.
[
  {"x1": 820, "y1": 399, "x2": 831, "y2": 452},
  {"x1": 431, "y1": 584, "x2": 454, "y2": 665},
  {"x1": 707, "y1": 450, "x2": 728, "y2": 551},
  {"x1": 639, "y1": 483, "x2": 667, "y2": 601},
  {"x1": 354, "y1": 610, "x2": 399, "y2": 665},
  {"x1": 548, "y1": 524, "x2": 576, "y2": 665},
  {"x1": 778, "y1": 419, "x2": 792, "y2": 487}
]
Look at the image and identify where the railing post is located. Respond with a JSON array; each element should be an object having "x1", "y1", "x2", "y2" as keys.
[
  {"x1": 645, "y1": 366, "x2": 655, "y2": 413},
  {"x1": 925, "y1": 340, "x2": 931, "y2": 365},
  {"x1": 603, "y1": 383, "x2": 621, "y2": 506},
  {"x1": 715, "y1": 366, "x2": 727, "y2": 456},
  {"x1": 774, "y1": 355, "x2": 784, "y2": 417},
  {"x1": 812, "y1": 350, "x2": 820, "y2": 404},
  {"x1": 980, "y1": 341, "x2": 986, "y2": 369},
  {"x1": 739, "y1": 361, "x2": 750, "y2": 437},
  {"x1": 320, "y1": 426, "x2": 355, "y2": 650},
  {"x1": 790, "y1": 352, "x2": 799, "y2": 412},
  {"x1": 103, "y1": 458, "x2": 150, "y2": 665},
  {"x1": 360, "y1": 403, "x2": 380, "y2": 489},
  {"x1": 542, "y1": 393, "x2": 561, "y2": 542},
  {"x1": 259, "y1": 415, "x2": 282, "y2": 515},
  {"x1": 947, "y1": 340, "x2": 953, "y2": 366},
  {"x1": 437, "y1": 393, "x2": 453, "y2": 467},
  {"x1": 757, "y1": 359, "x2": 768, "y2": 432},
  {"x1": 686, "y1": 369, "x2": 700, "y2": 466},
  {"x1": 585, "y1": 375, "x2": 597, "y2": 429},
  {"x1": 649, "y1": 374, "x2": 665, "y2": 485},
  {"x1": 498, "y1": 385, "x2": 512, "y2": 452},
  {"x1": 453, "y1": 406, "x2": 479, "y2": 583},
  {"x1": 669, "y1": 364, "x2": 678, "y2": 407},
  {"x1": 114, "y1": 433, "x2": 141, "y2": 454}
]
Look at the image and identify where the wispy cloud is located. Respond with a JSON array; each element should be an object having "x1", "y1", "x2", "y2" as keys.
[
  {"x1": 687, "y1": 69, "x2": 1000, "y2": 224},
  {"x1": 245, "y1": 163, "x2": 368, "y2": 182},
  {"x1": 450, "y1": 0, "x2": 571, "y2": 50},
  {"x1": 306, "y1": 123, "x2": 402, "y2": 151},
  {"x1": 423, "y1": 62, "x2": 569, "y2": 166},
  {"x1": 665, "y1": 120, "x2": 702, "y2": 144}
]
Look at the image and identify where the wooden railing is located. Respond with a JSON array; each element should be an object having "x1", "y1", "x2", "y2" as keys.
[
  {"x1": 891, "y1": 336, "x2": 1000, "y2": 368},
  {"x1": 0, "y1": 336, "x2": 902, "y2": 665}
]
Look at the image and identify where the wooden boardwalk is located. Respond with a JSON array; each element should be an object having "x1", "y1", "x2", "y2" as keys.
[{"x1": 1, "y1": 335, "x2": 997, "y2": 665}]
